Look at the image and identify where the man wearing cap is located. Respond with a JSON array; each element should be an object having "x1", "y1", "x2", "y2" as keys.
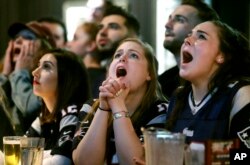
[
  {"x1": 0, "y1": 21, "x2": 55, "y2": 135},
  {"x1": 158, "y1": 0, "x2": 219, "y2": 99}
]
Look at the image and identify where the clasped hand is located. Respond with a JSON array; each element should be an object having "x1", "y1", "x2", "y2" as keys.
[{"x1": 98, "y1": 77, "x2": 129, "y2": 111}]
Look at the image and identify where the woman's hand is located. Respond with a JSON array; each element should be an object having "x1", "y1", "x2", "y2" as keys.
[
  {"x1": 107, "y1": 78, "x2": 129, "y2": 112},
  {"x1": 2, "y1": 40, "x2": 14, "y2": 76},
  {"x1": 99, "y1": 77, "x2": 113, "y2": 110},
  {"x1": 14, "y1": 40, "x2": 38, "y2": 72},
  {"x1": 99, "y1": 77, "x2": 128, "y2": 111},
  {"x1": 133, "y1": 157, "x2": 145, "y2": 165}
]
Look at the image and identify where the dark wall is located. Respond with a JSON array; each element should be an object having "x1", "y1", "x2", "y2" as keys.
[
  {"x1": 129, "y1": 0, "x2": 156, "y2": 50},
  {"x1": 212, "y1": 0, "x2": 249, "y2": 39}
]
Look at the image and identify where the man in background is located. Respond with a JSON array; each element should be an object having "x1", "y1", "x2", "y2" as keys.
[
  {"x1": 96, "y1": 5, "x2": 140, "y2": 67},
  {"x1": 38, "y1": 17, "x2": 68, "y2": 48},
  {"x1": 158, "y1": 0, "x2": 219, "y2": 98}
]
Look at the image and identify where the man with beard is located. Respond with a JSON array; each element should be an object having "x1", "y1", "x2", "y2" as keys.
[
  {"x1": 158, "y1": 0, "x2": 219, "y2": 99},
  {"x1": 96, "y1": 5, "x2": 140, "y2": 68}
]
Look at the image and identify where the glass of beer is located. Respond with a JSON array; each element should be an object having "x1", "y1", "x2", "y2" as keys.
[
  {"x1": 143, "y1": 127, "x2": 186, "y2": 165},
  {"x1": 20, "y1": 137, "x2": 45, "y2": 165},
  {"x1": 3, "y1": 136, "x2": 22, "y2": 165}
]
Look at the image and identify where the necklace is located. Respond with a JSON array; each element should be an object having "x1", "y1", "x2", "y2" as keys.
[{"x1": 188, "y1": 90, "x2": 213, "y2": 115}]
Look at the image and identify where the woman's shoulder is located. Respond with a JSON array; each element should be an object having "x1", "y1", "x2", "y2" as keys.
[
  {"x1": 79, "y1": 99, "x2": 96, "y2": 113},
  {"x1": 143, "y1": 99, "x2": 168, "y2": 128},
  {"x1": 217, "y1": 79, "x2": 250, "y2": 98},
  {"x1": 234, "y1": 83, "x2": 250, "y2": 97},
  {"x1": 152, "y1": 99, "x2": 168, "y2": 112},
  {"x1": 61, "y1": 104, "x2": 83, "y2": 117},
  {"x1": 225, "y1": 79, "x2": 250, "y2": 102},
  {"x1": 232, "y1": 84, "x2": 250, "y2": 112},
  {"x1": 76, "y1": 99, "x2": 97, "y2": 120},
  {"x1": 226, "y1": 80, "x2": 250, "y2": 119}
]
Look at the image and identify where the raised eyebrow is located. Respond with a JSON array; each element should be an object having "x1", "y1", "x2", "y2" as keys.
[
  {"x1": 108, "y1": 22, "x2": 120, "y2": 27},
  {"x1": 43, "y1": 60, "x2": 56, "y2": 67},
  {"x1": 128, "y1": 49, "x2": 141, "y2": 55},
  {"x1": 114, "y1": 49, "x2": 140, "y2": 55},
  {"x1": 190, "y1": 29, "x2": 209, "y2": 36},
  {"x1": 196, "y1": 30, "x2": 209, "y2": 36},
  {"x1": 175, "y1": 15, "x2": 188, "y2": 21},
  {"x1": 115, "y1": 49, "x2": 123, "y2": 54}
]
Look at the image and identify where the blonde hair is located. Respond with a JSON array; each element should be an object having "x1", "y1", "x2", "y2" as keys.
[{"x1": 83, "y1": 38, "x2": 166, "y2": 127}]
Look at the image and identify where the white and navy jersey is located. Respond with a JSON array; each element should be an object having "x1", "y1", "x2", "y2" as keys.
[
  {"x1": 73, "y1": 99, "x2": 168, "y2": 164},
  {"x1": 167, "y1": 80, "x2": 250, "y2": 149},
  {"x1": 26, "y1": 104, "x2": 82, "y2": 162}
]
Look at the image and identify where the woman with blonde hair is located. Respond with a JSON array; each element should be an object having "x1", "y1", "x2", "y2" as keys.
[{"x1": 73, "y1": 38, "x2": 168, "y2": 165}]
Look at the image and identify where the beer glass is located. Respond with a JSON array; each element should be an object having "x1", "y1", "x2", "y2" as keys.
[
  {"x1": 143, "y1": 127, "x2": 186, "y2": 165},
  {"x1": 3, "y1": 136, "x2": 22, "y2": 165},
  {"x1": 20, "y1": 137, "x2": 44, "y2": 165}
]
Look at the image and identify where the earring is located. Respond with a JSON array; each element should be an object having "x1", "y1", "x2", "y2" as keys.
[
  {"x1": 146, "y1": 75, "x2": 151, "y2": 81},
  {"x1": 217, "y1": 57, "x2": 224, "y2": 63}
]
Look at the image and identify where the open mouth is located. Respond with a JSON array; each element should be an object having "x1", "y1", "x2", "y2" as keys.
[
  {"x1": 165, "y1": 32, "x2": 174, "y2": 37},
  {"x1": 116, "y1": 68, "x2": 127, "y2": 78},
  {"x1": 14, "y1": 48, "x2": 21, "y2": 54},
  {"x1": 182, "y1": 51, "x2": 193, "y2": 63}
]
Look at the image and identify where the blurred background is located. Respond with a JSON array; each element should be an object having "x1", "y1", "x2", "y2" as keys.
[{"x1": 0, "y1": 0, "x2": 249, "y2": 74}]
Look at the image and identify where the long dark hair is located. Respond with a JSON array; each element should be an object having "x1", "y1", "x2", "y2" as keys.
[
  {"x1": 40, "y1": 49, "x2": 91, "y2": 123},
  {"x1": 166, "y1": 20, "x2": 250, "y2": 130}
]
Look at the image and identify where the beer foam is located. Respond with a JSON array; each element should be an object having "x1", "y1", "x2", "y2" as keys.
[{"x1": 3, "y1": 141, "x2": 20, "y2": 145}]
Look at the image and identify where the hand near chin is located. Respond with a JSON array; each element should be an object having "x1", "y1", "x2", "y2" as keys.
[
  {"x1": 99, "y1": 77, "x2": 129, "y2": 109},
  {"x1": 99, "y1": 77, "x2": 113, "y2": 110},
  {"x1": 133, "y1": 157, "x2": 145, "y2": 165},
  {"x1": 2, "y1": 40, "x2": 14, "y2": 76},
  {"x1": 14, "y1": 41, "x2": 38, "y2": 71}
]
